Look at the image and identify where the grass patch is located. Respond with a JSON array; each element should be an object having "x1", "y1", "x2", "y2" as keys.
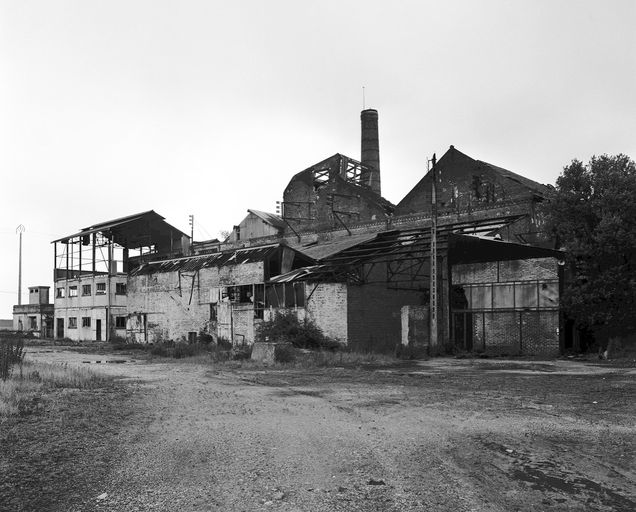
[{"x1": 0, "y1": 360, "x2": 111, "y2": 418}]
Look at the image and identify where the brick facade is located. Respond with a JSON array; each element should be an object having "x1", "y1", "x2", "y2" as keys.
[{"x1": 451, "y1": 257, "x2": 560, "y2": 356}]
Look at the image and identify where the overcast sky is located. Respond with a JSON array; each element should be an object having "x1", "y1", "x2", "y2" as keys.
[{"x1": 1, "y1": 0, "x2": 634, "y2": 317}]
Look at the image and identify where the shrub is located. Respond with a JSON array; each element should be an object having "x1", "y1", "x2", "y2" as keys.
[
  {"x1": 274, "y1": 344, "x2": 296, "y2": 363},
  {"x1": 150, "y1": 343, "x2": 170, "y2": 357},
  {"x1": 0, "y1": 338, "x2": 25, "y2": 381},
  {"x1": 255, "y1": 311, "x2": 339, "y2": 350}
]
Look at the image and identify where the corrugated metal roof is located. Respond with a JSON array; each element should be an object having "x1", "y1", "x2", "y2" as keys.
[
  {"x1": 291, "y1": 232, "x2": 379, "y2": 261},
  {"x1": 247, "y1": 209, "x2": 286, "y2": 230},
  {"x1": 130, "y1": 244, "x2": 283, "y2": 276},
  {"x1": 52, "y1": 210, "x2": 188, "y2": 244}
]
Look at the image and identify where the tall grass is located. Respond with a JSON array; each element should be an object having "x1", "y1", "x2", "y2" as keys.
[{"x1": 0, "y1": 360, "x2": 110, "y2": 418}]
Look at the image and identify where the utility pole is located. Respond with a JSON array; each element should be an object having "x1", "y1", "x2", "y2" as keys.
[
  {"x1": 429, "y1": 155, "x2": 438, "y2": 353},
  {"x1": 16, "y1": 225, "x2": 25, "y2": 305},
  {"x1": 188, "y1": 215, "x2": 194, "y2": 254}
]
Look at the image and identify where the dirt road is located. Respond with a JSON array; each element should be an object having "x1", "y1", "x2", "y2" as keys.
[{"x1": 24, "y1": 348, "x2": 636, "y2": 511}]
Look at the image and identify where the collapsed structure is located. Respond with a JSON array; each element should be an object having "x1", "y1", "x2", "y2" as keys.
[{"x1": 52, "y1": 109, "x2": 564, "y2": 355}]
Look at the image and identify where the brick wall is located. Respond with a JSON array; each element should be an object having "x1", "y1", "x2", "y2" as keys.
[
  {"x1": 305, "y1": 283, "x2": 348, "y2": 343},
  {"x1": 127, "y1": 261, "x2": 264, "y2": 343},
  {"x1": 451, "y1": 257, "x2": 560, "y2": 356}
]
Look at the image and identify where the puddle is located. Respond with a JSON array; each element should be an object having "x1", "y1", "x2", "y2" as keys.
[{"x1": 483, "y1": 441, "x2": 635, "y2": 511}]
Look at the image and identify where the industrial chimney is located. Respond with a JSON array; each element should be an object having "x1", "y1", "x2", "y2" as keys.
[{"x1": 360, "y1": 109, "x2": 381, "y2": 195}]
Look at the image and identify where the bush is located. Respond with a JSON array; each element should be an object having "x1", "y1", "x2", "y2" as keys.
[
  {"x1": 274, "y1": 344, "x2": 296, "y2": 363},
  {"x1": 149, "y1": 343, "x2": 170, "y2": 357},
  {"x1": 255, "y1": 311, "x2": 339, "y2": 350},
  {"x1": 0, "y1": 338, "x2": 25, "y2": 381}
]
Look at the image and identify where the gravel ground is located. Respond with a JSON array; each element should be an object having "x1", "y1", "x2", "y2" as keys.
[{"x1": 15, "y1": 348, "x2": 636, "y2": 511}]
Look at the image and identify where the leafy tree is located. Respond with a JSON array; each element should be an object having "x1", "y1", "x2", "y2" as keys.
[{"x1": 544, "y1": 154, "x2": 636, "y2": 344}]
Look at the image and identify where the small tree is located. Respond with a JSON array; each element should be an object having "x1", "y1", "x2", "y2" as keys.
[{"x1": 543, "y1": 154, "x2": 636, "y2": 346}]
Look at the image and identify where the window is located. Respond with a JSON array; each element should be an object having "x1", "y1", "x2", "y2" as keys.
[
  {"x1": 82, "y1": 284, "x2": 91, "y2": 296},
  {"x1": 56, "y1": 287, "x2": 65, "y2": 298},
  {"x1": 115, "y1": 316, "x2": 126, "y2": 329},
  {"x1": 82, "y1": 317, "x2": 91, "y2": 328},
  {"x1": 116, "y1": 282, "x2": 127, "y2": 295},
  {"x1": 28, "y1": 316, "x2": 37, "y2": 330},
  {"x1": 265, "y1": 282, "x2": 305, "y2": 310},
  {"x1": 96, "y1": 283, "x2": 106, "y2": 295},
  {"x1": 69, "y1": 286, "x2": 78, "y2": 297},
  {"x1": 68, "y1": 317, "x2": 77, "y2": 329}
]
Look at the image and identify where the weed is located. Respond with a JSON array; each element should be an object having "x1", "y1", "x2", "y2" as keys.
[
  {"x1": 255, "y1": 311, "x2": 340, "y2": 350},
  {"x1": 0, "y1": 361, "x2": 111, "y2": 417}
]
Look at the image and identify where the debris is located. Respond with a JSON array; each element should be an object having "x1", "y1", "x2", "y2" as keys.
[
  {"x1": 337, "y1": 486, "x2": 348, "y2": 492},
  {"x1": 367, "y1": 478, "x2": 386, "y2": 485},
  {"x1": 592, "y1": 401, "x2": 598, "y2": 404},
  {"x1": 273, "y1": 491, "x2": 285, "y2": 500},
  {"x1": 96, "y1": 492, "x2": 108, "y2": 500},
  {"x1": 506, "y1": 449, "x2": 514, "y2": 453}
]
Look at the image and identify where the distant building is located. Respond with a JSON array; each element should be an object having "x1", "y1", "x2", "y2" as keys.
[
  {"x1": 0, "y1": 319, "x2": 15, "y2": 331},
  {"x1": 13, "y1": 286, "x2": 54, "y2": 338}
]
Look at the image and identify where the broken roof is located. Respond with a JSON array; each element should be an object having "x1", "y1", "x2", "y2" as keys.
[
  {"x1": 291, "y1": 232, "x2": 378, "y2": 261},
  {"x1": 284, "y1": 153, "x2": 395, "y2": 213},
  {"x1": 129, "y1": 244, "x2": 315, "y2": 276},
  {"x1": 269, "y1": 215, "x2": 562, "y2": 284},
  {"x1": 52, "y1": 210, "x2": 188, "y2": 248}
]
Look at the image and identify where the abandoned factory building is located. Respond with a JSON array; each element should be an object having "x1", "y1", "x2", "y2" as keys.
[{"x1": 50, "y1": 108, "x2": 564, "y2": 355}]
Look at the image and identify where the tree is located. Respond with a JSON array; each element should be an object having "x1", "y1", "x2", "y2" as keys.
[{"x1": 544, "y1": 154, "x2": 636, "y2": 345}]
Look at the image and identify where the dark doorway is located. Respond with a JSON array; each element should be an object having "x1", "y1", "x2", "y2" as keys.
[
  {"x1": 56, "y1": 318, "x2": 64, "y2": 339},
  {"x1": 96, "y1": 319, "x2": 102, "y2": 341}
]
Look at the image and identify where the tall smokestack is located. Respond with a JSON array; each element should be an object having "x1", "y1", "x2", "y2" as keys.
[{"x1": 360, "y1": 109, "x2": 381, "y2": 195}]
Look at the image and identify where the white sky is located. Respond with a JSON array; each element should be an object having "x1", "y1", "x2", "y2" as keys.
[{"x1": 1, "y1": 0, "x2": 635, "y2": 317}]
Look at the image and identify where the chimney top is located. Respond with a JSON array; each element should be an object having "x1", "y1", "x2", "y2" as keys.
[{"x1": 360, "y1": 109, "x2": 381, "y2": 195}]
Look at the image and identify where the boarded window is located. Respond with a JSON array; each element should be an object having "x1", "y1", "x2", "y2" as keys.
[
  {"x1": 516, "y1": 282, "x2": 538, "y2": 308},
  {"x1": 82, "y1": 317, "x2": 91, "y2": 328},
  {"x1": 493, "y1": 284, "x2": 514, "y2": 309},
  {"x1": 470, "y1": 285, "x2": 492, "y2": 309},
  {"x1": 82, "y1": 284, "x2": 91, "y2": 296},
  {"x1": 29, "y1": 316, "x2": 37, "y2": 330},
  {"x1": 68, "y1": 317, "x2": 77, "y2": 329}
]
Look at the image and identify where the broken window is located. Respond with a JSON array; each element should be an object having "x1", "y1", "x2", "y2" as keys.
[
  {"x1": 96, "y1": 283, "x2": 106, "y2": 295},
  {"x1": 116, "y1": 282, "x2": 127, "y2": 295},
  {"x1": 226, "y1": 285, "x2": 253, "y2": 304},
  {"x1": 115, "y1": 316, "x2": 126, "y2": 329},
  {"x1": 82, "y1": 284, "x2": 91, "y2": 296},
  {"x1": 68, "y1": 317, "x2": 77, "y2": 329},
  {"x1": 253, "y1": 284, "x2": 265, "y2": 319},
  {"x1": 265, "y1": 282, "x2": 305, "y2": 309},
  {"x1": 56, "y1": 287, "x2": 65, "y2": 298},
  {"x1": 69, "y1": 286, "x2": 78, "y2": 297},
  {"x1": 82, "y1": 317, "x2": 91, "y2": 328}
]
